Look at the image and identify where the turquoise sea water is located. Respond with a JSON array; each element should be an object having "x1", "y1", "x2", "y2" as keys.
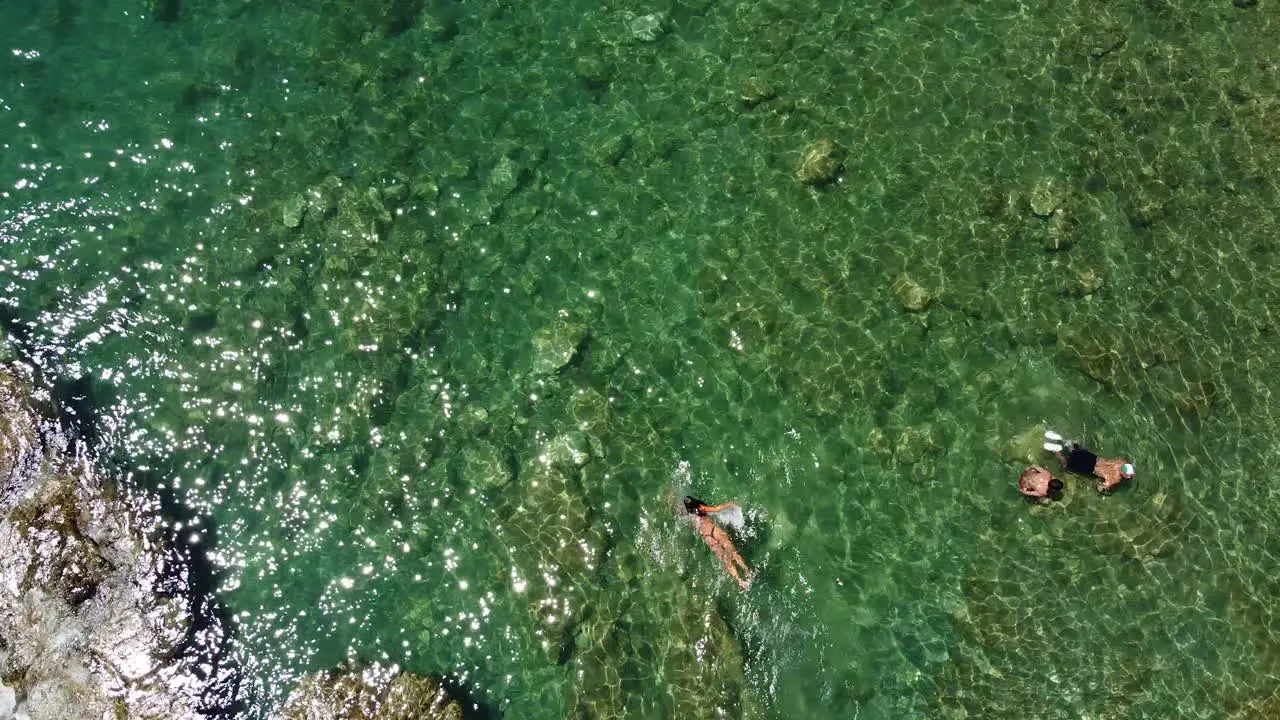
[{"x1": 3, "y1": 0, "x2": 1279, "y2": 717}]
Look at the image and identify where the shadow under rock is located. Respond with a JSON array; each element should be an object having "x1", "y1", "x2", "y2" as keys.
[{"x1": 131, "y1": 466, "x2": 251, "y2": 716}]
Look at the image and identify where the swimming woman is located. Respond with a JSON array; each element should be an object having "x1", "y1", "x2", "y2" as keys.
[{"x1": 683, "y1": 495, "x2": 752, "y2": 591}]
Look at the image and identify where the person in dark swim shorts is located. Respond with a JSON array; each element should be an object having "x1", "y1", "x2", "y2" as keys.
[{"x1": 1044, "y1": 430, "x2": 1135, "y2": 493}]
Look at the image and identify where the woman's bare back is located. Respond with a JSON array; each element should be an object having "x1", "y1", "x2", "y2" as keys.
[{"x1": 692, "y1": 508, "x2": 751, "y2": 591}]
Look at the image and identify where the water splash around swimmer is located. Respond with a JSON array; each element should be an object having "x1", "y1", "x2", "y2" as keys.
[{"x1": 707, "y1": 503, "x2": 746, "y2": 533}]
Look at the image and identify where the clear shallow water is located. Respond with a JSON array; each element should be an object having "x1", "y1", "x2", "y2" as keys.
[{"x1": 2, "y1": 0, "x2": 1279, "y2": 717}]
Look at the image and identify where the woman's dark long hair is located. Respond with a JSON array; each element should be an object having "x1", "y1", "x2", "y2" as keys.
[{"x1": 683, "y1": 495, "x2": 707, "y2": 515}]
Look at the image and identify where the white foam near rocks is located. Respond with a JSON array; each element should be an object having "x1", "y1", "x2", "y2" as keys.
[{"x1": 0, "y1": 681, "x2": 16, "y2": 720}]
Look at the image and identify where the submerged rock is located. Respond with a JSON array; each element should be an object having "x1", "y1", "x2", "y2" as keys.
[
  {"x1": 531, "y1": 315, "x2": 590, "y2": 376},
  {"x1": 270, "y1": 664, "x2": 462, "y2": 720},
  {"x1": 1028, "y1": 177, "x2": 1066, "y2": 218},
  {"x1": 796, "y1": 138, "x2": 844, "y2": 186},
  {"x1": 895, "y1": 423, "x2": 942, "y2": 465},
  {"x1": 148, "y1": 0, "x2": 180, "y2": 23},
  {"x1": 1001, "y1": 425, "x2": 1049, "y2": 466},
  {"x1": 499, "y1": 451, "x2": 606, "y2": 660},
  {"x1": 282, "y1": 193, "x2": 307, "y2": 228},
  {"x1": 1063, "y1": 266, "x2": 1105, "y2": 297},
  {"x1": 1093, "y1": 491, "x2": 1190, "y2": 560},
  {"x1": 737, "y1": 76, "x2": 778, "y2": 108},
  {"x1": 1171, "y1": 380, "x2": 1217, "y2": 418},
  {"x1": 1044, "y1": 209, "x2": 1081, "y2": 251},
  {"x1": 867, "y1": 426, "x2": 893, "y2": 459},
  {"x1": 570, "y1": 575, "x2": 750, "y2": 719},
  {"x1": 627, "y1": 12, "x2": 668, "y2": 42},
  {"x1": 307, "y1": 177, "x2": 341, "y2": 218},
  {"x1": 452, "y1": 439, "x2": 514, "y2": 490},
  {"x1": 892, "y1": 274, "x2": 934, "y2": 313},
  {"x1": 329, "y1": 184, "x2": 394, "y2": 246},
  {"x1": 486, "y1": 155, "x2": 526, "y2": 200},
  {"x1": 567, "y1": 386, "x2": 613, "y2": 433},
  {"x1": 977, "y1": 184, "x2": 1008, "y2": 218},
  {"x1": 545, "y1": 431, "x2": 594, "y2": 469},
  {"x1": 589, "y1": 133, "x2": 632, "y2": 167},
  {"x1": 573, "y1": 55, "x2": 614, "y2": 87},
  {"x1": 1025, "y1": 177, "x2": 1083, "y2": 250}
]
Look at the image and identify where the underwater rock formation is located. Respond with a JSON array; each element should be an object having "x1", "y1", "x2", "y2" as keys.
[
  {"x1": 1028, "y1": 177, "x2": 1067, "y2": 218},
  {"x1": 626, "y1": 12, "x2": 668, "y2": 43},
  {"x1": 1092, "y1": 491, "x2": 1190, "y2": 560},
  {"x1": 502, "y1": 452, "x2": 606, "y2": 659},
  {"x1": 737, "y1": 76, "x2": 778, "y2": 109},
  {"x1": 1025, "y1": 177, "x2": 1083, "y2": 251},
  {"x1": 1063, "y1": 266, "x2": 1106, "y2": 297},
  {"x1": 568, "y1": 569, "x2": 751, "y2": 720},
  {"x1": 892, "y1": 274, "x2": 933, "y2": 313},
  {"x1": 269, "y1": 664, "x2": 462, "y2": 720},
  {"x1": 531, "y1": 314, "x2": 590, "y2": 376},
  {"x1": 795, "y1": 138, "x2": 844, "y2": 186}
]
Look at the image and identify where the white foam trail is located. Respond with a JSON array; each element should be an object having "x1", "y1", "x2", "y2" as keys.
[
  {"x1": 672, "y1": 460, "x2": 693, "y2": 497},
  {"x1": 709, "y1": 505, "x2": 746, "y2": 532}
]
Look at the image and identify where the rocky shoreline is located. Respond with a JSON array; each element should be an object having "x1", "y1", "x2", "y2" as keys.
[{"x1": 0, "y1": 362, "x2": 463, "y2": 720}]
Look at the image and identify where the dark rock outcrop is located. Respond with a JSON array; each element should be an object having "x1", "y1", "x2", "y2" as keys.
[
  {"x1": 0, "y1": 361, "x2": 473, "y2": 720},
  {"x1": 0, "y1": 363, "x2": 233, "y2": 719}
]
